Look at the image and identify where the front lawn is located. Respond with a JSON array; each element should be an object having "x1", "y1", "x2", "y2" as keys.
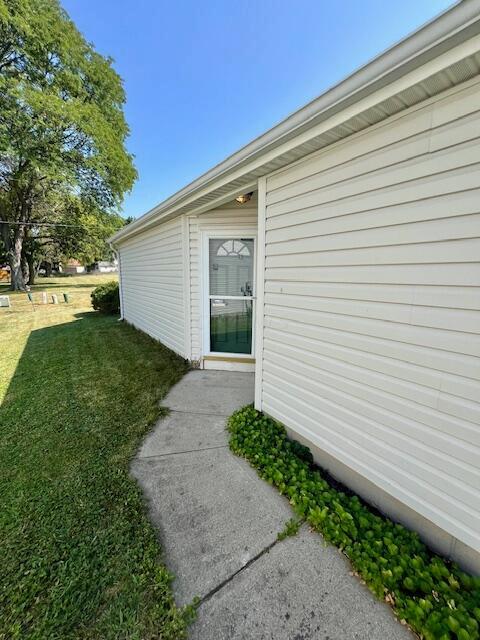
[{"x1": 0, "y1": 276, "x2": 192, "y2": 639}]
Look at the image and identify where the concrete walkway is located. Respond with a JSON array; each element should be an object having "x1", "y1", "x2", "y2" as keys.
[{"x1": 131, "y1": 370, "x2": 411, "y2": 640}]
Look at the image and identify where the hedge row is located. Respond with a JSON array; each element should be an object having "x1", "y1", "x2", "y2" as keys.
[{"x1": 227, "y1": 406, "x2": 480, "y2": 640}]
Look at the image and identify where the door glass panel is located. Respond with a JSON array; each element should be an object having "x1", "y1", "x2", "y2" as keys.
[
  {"x1": 210, "y1": 298, "x2": 253, "y2": 354},
  {"x1": 208, "y1": 237, "x2": 254, "y2": 354},
  {"x1": 209, "y1": 238, "x2": 254, "y2": 297}
]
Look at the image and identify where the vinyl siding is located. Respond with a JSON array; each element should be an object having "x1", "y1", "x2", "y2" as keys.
[
  {"x1": 118, "y1": 216, "x2": 186, "y2": 356},
  {"x1": 260, "y1": 79, "x2": 480, "y2": 553},
  {"x1": 188, "y1": 204, "x2": 257, "y2": 361}
]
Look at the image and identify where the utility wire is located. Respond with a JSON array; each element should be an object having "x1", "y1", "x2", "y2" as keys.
[{"x1": 0, "y1": 220, "x2": 83, "y2": 227}]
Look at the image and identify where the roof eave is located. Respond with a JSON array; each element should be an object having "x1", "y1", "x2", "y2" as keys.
[{"x1": 110, "y1": 0, "x2": 480, "y2": 246}]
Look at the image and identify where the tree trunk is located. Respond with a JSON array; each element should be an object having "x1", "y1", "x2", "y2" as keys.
[
  {"x1": 21, "y1": 255, "x2": 29, "y2": 283},
  {"x1": 8, "y1": 225, "x2": 26, "y2": 291},
  {"x1": 45, "y1": 261, "x2": 52, "y2": 277},
  {"x1": 27, "y1": 253, "x2": 36, "y2": 286}
]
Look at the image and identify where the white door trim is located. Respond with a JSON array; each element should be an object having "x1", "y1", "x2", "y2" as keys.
[
  {"x1": 200, "y1": 228, "x2": 258, "y2": 361},
  {"x1": 255, "y1": 177, "x2": 266, "y2": 410}
]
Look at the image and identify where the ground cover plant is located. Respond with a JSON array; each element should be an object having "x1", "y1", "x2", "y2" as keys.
[
  {"x1": 277, "y1": 518, "x2": 302, "y2": 541},
  {"x1": 0, "y1": 275, "x2": 193, "y2": 639},
  {"x1": 228, "y1": 406, "x2": 480, "y2": 640}
]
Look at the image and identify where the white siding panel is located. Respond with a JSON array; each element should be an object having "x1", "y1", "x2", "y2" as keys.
[
  {"x1": 266, "y1": 166, "x2": 480, "y2": 231},
  {"x1": 261, "y1": 80, "x2": 480, "y2": 554},
  {"x1": 118, "y1": 217, "x2": 186, "y2": 356}
]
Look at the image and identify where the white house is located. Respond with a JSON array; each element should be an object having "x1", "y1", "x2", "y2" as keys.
[
  {"x1": 90, "y1": 260, "x2": 118, "y2": 273},
  {"x1": 110, "y1": 1, "x2": 480, "y2": 574},
  {"x1": 62, "y1": 259, "x2": 85, "y2": 274}
]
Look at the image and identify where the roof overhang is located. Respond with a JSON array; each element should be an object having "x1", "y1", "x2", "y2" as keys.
[{"x1": 111, "y1": 0, "x2": 480, "y2": 246}]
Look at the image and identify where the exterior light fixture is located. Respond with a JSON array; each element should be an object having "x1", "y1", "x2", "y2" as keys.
[{"x1": 235, "y1": 192, "x2": 253, "y2": 205}]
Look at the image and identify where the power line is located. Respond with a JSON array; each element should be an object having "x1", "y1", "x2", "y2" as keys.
[{"x1": 0, "y1": 220, "x2": 83, "y2": 227}]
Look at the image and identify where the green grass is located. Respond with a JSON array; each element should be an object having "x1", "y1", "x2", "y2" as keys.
[{"x1": 0, "y1": 275, "x2": 193, "y2": 639}]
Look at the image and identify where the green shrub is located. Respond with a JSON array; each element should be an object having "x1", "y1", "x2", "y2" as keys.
[
  {"x1": 91, "y1": 281, "x2": 120, "y2": 314},
  {"x1": 228, "y1": 406, "x2": 480, "y2": 640}
]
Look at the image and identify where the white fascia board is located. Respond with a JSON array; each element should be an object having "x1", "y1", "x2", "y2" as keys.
[{"x1": 110, "y1": 0, "x2": 480, "y2": 246}]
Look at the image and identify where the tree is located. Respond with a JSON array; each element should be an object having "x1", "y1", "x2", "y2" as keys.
[
  {"x1": 19, "y1": 198, "x2": 127, "y2": 285},
  {"x1": 55, "y1": 198, "x2": 126, "y2": 266},
  {"x1": 0, "y1": 0, "x2": 136, "y2": 290}
]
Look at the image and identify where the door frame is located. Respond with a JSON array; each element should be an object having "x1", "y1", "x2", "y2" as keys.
[{"x1": 200, "y1": 228, "x2": 257, "y2": 360}]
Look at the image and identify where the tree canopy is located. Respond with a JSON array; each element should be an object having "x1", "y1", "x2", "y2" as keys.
[{"x1": 0, "y1": 0, "x2": 136, "y2": 289}]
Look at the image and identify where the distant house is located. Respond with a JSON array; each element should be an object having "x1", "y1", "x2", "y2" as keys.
[
  {"x1": 61, "y1": 259, "x2": 118, "y2": 275},
  {"x1": 110, "y1": 2, "x2": 480, "y2": 574},
  {"x1": 0, "y1": 266, "x2": 10, "y2": 282},
  {"x1": 89, "y1": 260, "x2": 118, "y2": 274},
  {"x1": 62, "y1": 260, "x2": 85, "y2": 274}
]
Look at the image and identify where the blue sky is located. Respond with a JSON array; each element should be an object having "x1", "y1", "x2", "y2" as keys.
[{"x1": 62, "y1": 0, "x2": 453, "y2": 219}]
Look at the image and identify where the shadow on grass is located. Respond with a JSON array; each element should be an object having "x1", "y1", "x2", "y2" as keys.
[
  {"x1": 31, "y1": 279, "x2": 118, "y2": 291},
  {"x1": 0, "y1": 275, "x2": 118, "y2": 295},
  {"x1": 0, "y1": 283, "x2": 111, "y2": 293},
  {"x1": 0, "y1": 314, "x2": 191, "y2": 639}
]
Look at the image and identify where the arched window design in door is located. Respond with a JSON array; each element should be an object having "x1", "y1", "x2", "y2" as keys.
[{"x1": 215, "y1": 239, "x2": 251, "y2": 258}]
